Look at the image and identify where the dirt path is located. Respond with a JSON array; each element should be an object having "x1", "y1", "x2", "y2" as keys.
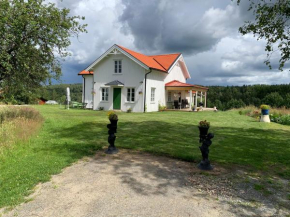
[{"x1": 2, "y1": 150, "x2": 289, "y2": 217}]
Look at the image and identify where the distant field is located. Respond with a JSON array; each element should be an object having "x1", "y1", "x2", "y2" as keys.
[{"x1": 0, "y1": 105, "x2": 290, "y2": 208}]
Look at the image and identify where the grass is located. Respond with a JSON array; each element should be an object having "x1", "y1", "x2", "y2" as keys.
[
  {"x1": 0, "y1": 107, "x2": 43, "y2": 154},
  {"x1": 0, "y1": 105, "x2": 290, "y2": 208},
  {"x1": 254, "y1": 184, "x2": 265, "y2": 191},
  {"x1": 237, "y1": 106, "x2": 290, "y2": 125}
]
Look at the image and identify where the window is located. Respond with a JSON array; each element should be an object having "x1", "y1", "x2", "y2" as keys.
[
  {"x1": 127, "y1": 88, "x2": 135, "y2": 102},
  {"x1": 114, "y1": 60, "x2": 122, "y2": 73},
  {"x1": 151, "y1": 88, "x2": 155, "y2": 102},
  {"x1": 168, "y1": 92, "x2": 172, "y2": 102},
  {"x1": 101, "y1": 88, "x2": 109, "y2": 101}
]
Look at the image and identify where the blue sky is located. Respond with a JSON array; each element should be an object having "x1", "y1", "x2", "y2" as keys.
[{"x1": 48, "y1": 0, "x2": 290, "y2": 86}]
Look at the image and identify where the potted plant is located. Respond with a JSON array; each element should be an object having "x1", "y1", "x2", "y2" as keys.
[
  {"x1": 260, "y1": 104, "x2": 270, "y2": 115},
  {"x1": 198, "y1": 120, "x2": 210, "y2": 138},
  {"x1": 158, "y1": 104, "x2": 167, "y2": 112},
  {"x1": 107, "y1": 111, "x2": 118, "y2": 125}
]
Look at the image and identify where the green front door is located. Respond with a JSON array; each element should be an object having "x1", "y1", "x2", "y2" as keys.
[{"x1": 113, "y1": 88, "x2": 121, "y2": 110}]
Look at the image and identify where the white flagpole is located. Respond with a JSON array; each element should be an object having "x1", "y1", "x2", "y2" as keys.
[{"x1": 66, "y1": 87, "x2": 71, "y2": 110}]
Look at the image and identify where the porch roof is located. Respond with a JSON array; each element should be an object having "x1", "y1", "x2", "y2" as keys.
[
  {"x1": 165, "y1": 80, "x2": 208, "y2": 90},
  {"x1": 78, "y1": 70, "x2": 93, "y2": 75},
  {"x1": 105, "y1": 80, "x2": 124, "y2": 86}
]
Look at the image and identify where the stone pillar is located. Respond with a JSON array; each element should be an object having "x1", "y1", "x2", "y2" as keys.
[
  {"x1": 200, "y1": 92, "x2": 203, "y2": 103},
  {"x1": 204, "y1": 92, "x2": 207, "y2": 108}
]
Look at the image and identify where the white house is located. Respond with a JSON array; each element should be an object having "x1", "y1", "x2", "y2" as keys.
[{"x1": 78, "y1": 44, "x2": 208, "y2": 112}]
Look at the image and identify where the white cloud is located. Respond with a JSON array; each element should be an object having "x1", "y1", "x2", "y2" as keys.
[
  {"x1": 221, "y1": 61, "x2": 243, "y2": 72},
  {"x1": 51, "y1": 0, "x2": 134, "y2": 66},
  {"x1": 202, "y1": 5, "x2": 242, "y2": 38},
  {"x1": 45, "y1": 0, "x2": 289, "y2": 85}
]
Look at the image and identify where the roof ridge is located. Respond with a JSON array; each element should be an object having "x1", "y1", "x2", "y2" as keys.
[
  {"x1": 117, "y1": 45, "x2": 180, "y2": 57},
  {"x1": 149, "y1": 53, "x2": 181, "y2": 57},
  {"x1": 116, "y1": 44, "x2": 149, "y2": 57},
  {"x1": 116, "y1": 44, "x2": 151, "y2": 68}
]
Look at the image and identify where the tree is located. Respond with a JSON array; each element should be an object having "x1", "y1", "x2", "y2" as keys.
[
  {"x1": 237, "y1": 0, "x2": 290, "y2": 70},
  {"x1": 262, "y1": 92, "x2": 283, "y2": 107},
  {"x1": 213, "y1": 99, "x2": 224, "y2": 110},
  {"x1": 0, "y1": 0, "x2": 87, "y2": 103},
  {"x1": 285, "y1": 93, "x2": 290, "y2": 108},
  {"x1": 226, "y1": 99, "x2": 246, "y2": 110},
  {"x1": 51, "y1": 89, "x2": 57, "y2": 100}
]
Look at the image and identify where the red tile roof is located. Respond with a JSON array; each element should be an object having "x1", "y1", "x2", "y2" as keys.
[
  {"x1": 150, "y1": 54, "x2": 181, "y2": 71},
  {"x1": 166, "y1": 80, "x2": 194, "y2": 87},
  {"x1": 78, "y1": 70, "x2": 93, "y2": 75},
  {"x1": 117, "y1": 45, "x2": 180, "y2": 72},
  {"x1": 165, "y1": 80, "x2": 208, "y2": 89},
  {"x1": 78, "y1": 45, "x2": 183, "y2": 75}
]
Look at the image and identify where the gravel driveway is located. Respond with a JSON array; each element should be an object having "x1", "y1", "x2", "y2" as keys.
[{"x1": 2, "y1": 150, "x2": 289, "y2": 217}]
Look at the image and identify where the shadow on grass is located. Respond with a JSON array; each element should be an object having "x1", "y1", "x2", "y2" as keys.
[
  {"x1": 41, "y1": 119, "x2": 290, "y2": 178},
  {"x1": 33, "y1": 119, "x2": 290, "y2": 216}
]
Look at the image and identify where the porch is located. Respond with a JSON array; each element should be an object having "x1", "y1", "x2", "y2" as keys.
[{"x1": 165, "y1": 80, "x2": 208, "y2": 110}]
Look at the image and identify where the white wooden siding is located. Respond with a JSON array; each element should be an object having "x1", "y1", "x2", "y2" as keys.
[
  {"x1": 92, "y1": 53, "x2": 145, "y2": 112},
  {"x1": 164, "y1": 64, "x2": 186, "y2": 83},
  {"x1": 146, "y1": 70, "x2": 166, "y2": 112},
  {"x1": 83, "y1": 75, "x2": 93, "y2": 108}
]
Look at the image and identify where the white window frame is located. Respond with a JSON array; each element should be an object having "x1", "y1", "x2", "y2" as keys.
[
  {"x1": 126, "y1": 87, "x2": 135, "y2": 103},
  {"x1": 114, "y1": 60, "x2": 122, "y2": 74},
  {"x1": 151, "y1": 88, "x2": 155, "y2": 103},
  {"x1": 168, "y1": 92, "x2": 172, "y2": 102},
  {"x1": 101, "y1": 87, "x2": 109, "y2": 102}
]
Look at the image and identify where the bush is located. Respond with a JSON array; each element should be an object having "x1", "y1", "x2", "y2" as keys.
[
  {"x1": 238, "y1": 106, "x2": 290, "y2": 126},
  {"x1": 127, "y1": 108, "x2": 132, "y2": 113},
  {"x1": 206, "y1": 99, "x2": 212, "y2": 108},
  {"x1": 279, "y1": 115, "x2": 290, "y2": 125},
  {"x1": 285, "y1": 93, "x2": 290, "y2": 109},
  {"x1": 158, "y1": 104, "x2": 166, "y2": 111},
  {"x1": 251, "y1": 97, "x2": 261, "y2": 107},
  {"x1": 262, "y1": 92, "x2": 283, "y2": 108},
  {"x1": 270, "y1": 114, "x2": 290, "y2": 126},
  {"x1": 213, "y1": 99, "x2": 223, "y2": 110},
  {"x1": 226, "y1": 99, "x2": 246, "y2": 110},
  {"x1": 236, "y1": 106, "x2": 260, "y2": 119},
  {"x1": 0, "y1": 106, "x2": 42, "y2": 124}
]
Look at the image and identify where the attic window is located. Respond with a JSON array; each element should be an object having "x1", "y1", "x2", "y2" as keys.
[{"x1": 114, "y1": 60, "x2": 122, "y2": 73}]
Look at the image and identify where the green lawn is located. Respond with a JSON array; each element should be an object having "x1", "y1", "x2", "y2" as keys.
[{"x1": 0, "y1": 105, "x2": 290, "y2": 208}]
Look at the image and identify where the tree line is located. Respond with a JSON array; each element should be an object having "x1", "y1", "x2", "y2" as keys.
[
  {"x1": 39, "y1": 84, "x2": 82, "y2": 103},
  {"x1": 2, "y1": 83, "x2": 290, "y2": 109},
  {"x1": 206, "y1": 84, "x2": 290, "y2": 110},
  {"x1": 39, "y1": 83, "x2": 290, "y2": 110}
]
